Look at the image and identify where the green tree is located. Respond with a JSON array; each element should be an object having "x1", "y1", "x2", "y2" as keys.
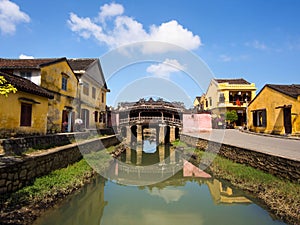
[
  {"x1": 225, "y1": 110, "x2": 238, "y2": 124},
  {"x1": 0, "y1": 76, "x2": 17, "y2": 96}
]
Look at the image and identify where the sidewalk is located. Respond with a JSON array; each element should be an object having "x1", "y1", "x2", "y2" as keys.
[
  {"x1": 183, "y1": 129, "x2": 300, "y2": 162},
  {"x1": 240, "y1": 128, "x2": 300, "y2": 141}
]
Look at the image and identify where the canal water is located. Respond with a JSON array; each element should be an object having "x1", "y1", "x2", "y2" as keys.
[{"x1": 34, "y1": 141, "x2": 286, "y2": 225}]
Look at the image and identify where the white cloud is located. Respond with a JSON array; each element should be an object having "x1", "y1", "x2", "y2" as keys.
[
  {"x1": 68, "y1": 2, "x2": 201, "y2": 53},
  {"x1": 245, "y1": 40, "x2": 267, "y2": 50},
  {"x1": 98, "y1": 2, "x2": 124, "y2": 24},
  {"x1": 19, "y1": 54, "x2": 34, "y2": 59},
  {"x1": 146, "y1": 58, "x2": 185, "y2": 78},
  {"x1": 219, "y1": 54, "x2": 232, "y2": 62},
  {"x1": 0, "y1": 0, "x2": 30, "y2": 35}
]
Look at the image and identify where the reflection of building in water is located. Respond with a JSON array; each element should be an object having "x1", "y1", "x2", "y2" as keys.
[
  {"x1": 35, "y1": 176, "x2": 107, "y2": 225},
  {"x1": 183, "y1": 160, "x2": 211, "y2": 178},
  {"x1": 206, "y1": 179, "x2": 252, "y2": 204}
]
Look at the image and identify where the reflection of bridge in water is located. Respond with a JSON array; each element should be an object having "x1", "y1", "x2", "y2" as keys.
[{"x1": 115, "y1": 98, "x2": 185, "y2": 144}]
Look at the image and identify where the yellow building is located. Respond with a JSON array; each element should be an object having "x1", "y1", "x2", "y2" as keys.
[
  {"x1": 193, "y1": 94, "x2": 206, "y2": 111},
  {"x1": 205, "y1": 78, "x2": 257, "y2": 127},
  {"x1": 68, "y1": 58, "x2": 110, "y2": 130},
  {"x1": 248, "y1": 84, "x2": 300, "y2": 135},
  {"x1": 0, "y1": 58, "x2": 79, "y2": 133},
  {"x1": 0, "y1": 72, "x2": 53, "y2": 138}
]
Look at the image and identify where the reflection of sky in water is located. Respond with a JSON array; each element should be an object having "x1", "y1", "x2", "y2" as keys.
[
  {"x1": 34, "y1": 178, "x2": 286, "y2": 225},
  {"x1": 143, "y1": 140, "x2": 157, "y2": 153},
  {"x1": 147, "y1": 187, "x2": 186, "y2": 204}
]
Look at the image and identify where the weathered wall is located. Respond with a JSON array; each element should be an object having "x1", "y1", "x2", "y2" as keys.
[
  {"x1": 0, "y1": 135, "x2": 120, "y2": 194},
  {"x1": 40, "y1": 60, "x2": 78, "y2": 133},
  {"x1": 182, "y1": 113, "x2": 212, "y2": 133},
  {"x1": 0, "y1": 91, "x2": 49, "y2": 138},
  {"x1": 180, "y1": 134, "x2": 300, "y2": 182}
]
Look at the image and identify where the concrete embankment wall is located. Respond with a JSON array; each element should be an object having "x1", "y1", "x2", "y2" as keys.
[
  {"x1": 0, "y1": 135, "x2": 120, "y2": 194},
  {"x1": 180, "y1": 134, "x2": 300, "y2": 182}
]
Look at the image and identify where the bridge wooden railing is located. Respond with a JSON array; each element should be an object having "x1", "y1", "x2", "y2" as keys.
[{"x1": 119, "y1": 116, "x2": 182, "y2": 125}]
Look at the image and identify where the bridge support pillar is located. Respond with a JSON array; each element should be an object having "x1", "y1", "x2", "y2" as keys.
[
  {"x1": 137, "y1": 124, "x2": 143, "y2": 144},
  {"x1": 170, "y1": 126, "x2": 176, "y2": 142},
  {"x1": 126, "y1": 125, "x2": 131, "y2": 145},
  {"x1": 159, "y1": 124, "x2": 166, "y2": 144}
]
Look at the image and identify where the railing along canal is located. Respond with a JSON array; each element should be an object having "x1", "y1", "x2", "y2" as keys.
[{"x1": 119, "y1": 116, "x2": 182, "y2": 125}]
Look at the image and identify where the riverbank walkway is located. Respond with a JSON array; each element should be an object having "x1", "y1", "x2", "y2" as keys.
[{"x1": 183, "y1": 129, "x2": 300, "y2": 162}]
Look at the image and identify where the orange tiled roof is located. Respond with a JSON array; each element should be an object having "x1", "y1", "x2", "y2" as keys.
[
  {"x1": 214, "y1": 78, "x2": 251, "y2": 85},
  {"x1": 0, "y1": 58, "x2": 65, "y2": 69},
  {"x1": 0, "y1": 71, "x2": 54, "y2": 99}
]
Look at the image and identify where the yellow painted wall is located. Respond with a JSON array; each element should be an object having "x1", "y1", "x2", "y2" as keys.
[
  {"x1": 40, "y1": 60, "x2": 78, "y2": 132},
  {"x1": 248, "y1": 86, "x2": 300, "y2": 135},
  {"x1": 79, "y1": 75, "x2": 107, "y2": 129},
  {"x1": 0, "y1": 91, "x2": 49, "y2": 137}
]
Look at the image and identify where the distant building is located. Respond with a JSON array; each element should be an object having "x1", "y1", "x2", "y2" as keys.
[
  {"x1": 193, "y1": 94, "x2": 206, "y2": 112},
  {"x1": 68, "y1": 58, "x2": 110, "y2": 130},
  {"x1": 205, "y1": 78, "x2": 257, "y2": 127},
  {"x1": 0, "y1": 72, "x2": 53, "y2": 138},
  {"x1": 247, "y1": 84, "x2": 300, "y2": 135}
]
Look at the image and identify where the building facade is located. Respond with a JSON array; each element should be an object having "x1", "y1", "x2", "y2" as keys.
[
  {"x1": 247, "y1": 84, "x2": 300, "y2": 135},
  {"x1": 0, "y1": 58, "x2": 78, "y2": 133},
  {"x1": 68, "y1": 58, "x2": 110, "y2": 130},
  {"x1": 0, "y1": 72, "x2": 53, "y2": 138},
  {"x1": 205, "y1": 78, "x2": 257, "y2": 127},
  {"x1": 0, "y1": 57, "x2": 110, "y2": 134}
]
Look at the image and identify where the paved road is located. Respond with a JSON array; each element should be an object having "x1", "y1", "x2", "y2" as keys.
[{"x1": 183, "y1": 129, "x2": 300, "y2": 161}]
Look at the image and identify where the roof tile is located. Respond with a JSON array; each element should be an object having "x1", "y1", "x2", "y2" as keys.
[{"x1": 0, "y1": 71, "x2": 54, "y2": 99}]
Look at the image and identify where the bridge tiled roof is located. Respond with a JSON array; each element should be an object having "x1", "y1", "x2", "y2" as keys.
[{"x1": 118, "y1": 98, "x2": 185, "y2": 111}]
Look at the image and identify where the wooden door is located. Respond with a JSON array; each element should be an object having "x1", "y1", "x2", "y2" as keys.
[{"x1": 283, "y1": 107, "x2": 292, "y2": 134}]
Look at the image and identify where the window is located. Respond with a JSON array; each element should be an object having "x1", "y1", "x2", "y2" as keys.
[
  {"x1": 20, "y1": 103, "x2": 32, "y2": 126},
  {"x1": 20, "y1": 71, "x2": 32, "y2": 80},
  {"x1": 81, "y1": 109, "x2": 90, "y2": 128},
  {"x1": 92, "y1": 87, "x2": 96, "y2": 99},
  {"x1": 252, "y1": 109, "x2": 267, "y2": 127},
  {"x1": 83, "y1": 82, "x2": 89, "y2": 96},
  {"x1": 101, "y1": 92, "x2": 105, "y2": 103},
  {"x1": 209, "y1": 97, "x2": 212, "y2": 106},
  {"x1": 62, "y1": 76, "x2": 68, "y2": 91},
  {"x1": 219, "y1": 93, "x2": 225, "y2": 103}
]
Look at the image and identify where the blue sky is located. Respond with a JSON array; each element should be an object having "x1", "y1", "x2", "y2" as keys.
[{"x1": 1, "y1": 0, "x2": 300, "y2": 108}]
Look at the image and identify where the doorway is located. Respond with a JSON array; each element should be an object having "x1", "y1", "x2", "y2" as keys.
[
  {"x1": 62, "y1": 110, "x2": 75, "y2": 132},
  {"x1": 283, "y1": 107, "x2": 292, "y2": 134}
]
